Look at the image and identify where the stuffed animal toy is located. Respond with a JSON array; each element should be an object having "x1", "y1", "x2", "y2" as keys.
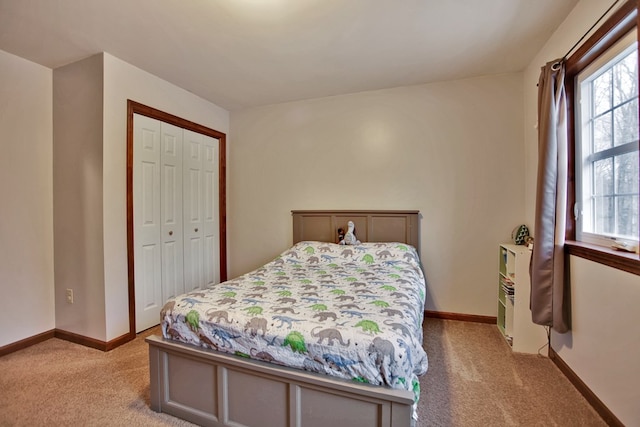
[
  {"x1": 511, "y1": 224, "x2": 530, "y2": 245},
  {"x1": 339, "y1": 221, "x2": 361, "y2": 245}
]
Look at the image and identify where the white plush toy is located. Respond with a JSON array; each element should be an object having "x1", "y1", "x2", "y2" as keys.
[{"x1": 340, "y1": 221, "x2": 361, "y2": 245}]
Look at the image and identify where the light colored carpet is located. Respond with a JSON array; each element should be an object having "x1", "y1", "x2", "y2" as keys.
[
  {"x1": 0, "y1": 319, "x2": 605, "y2": 426},
  {"x1": 0, "y1": 327, "x2": 192, "y2": 426},
  {"x1": 419, "y1": 319, "x2": 606, "y2": 426}
]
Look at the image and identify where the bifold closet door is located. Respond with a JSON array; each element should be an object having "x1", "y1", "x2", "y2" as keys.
[
  {"x1": 134, "y1": 114, "x2": 220, "y2": 332},
  {"x1": 133, "y1": 114, "x2": 164, "y2": 332},
  {"x1": 183, "y1": 130, "x2": 219, "y2": 292},
  {"x1": 159, "y1": 122, "x2": 185, "y2": 301}
]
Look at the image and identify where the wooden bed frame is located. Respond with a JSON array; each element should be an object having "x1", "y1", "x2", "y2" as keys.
[{"x1": 147, "y1": 210, "x2": 421, "y2": 427}]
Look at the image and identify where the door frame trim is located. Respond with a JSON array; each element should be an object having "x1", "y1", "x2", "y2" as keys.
[{"x1": 126, "y1": 100, "x2": 227, "y2": 338}]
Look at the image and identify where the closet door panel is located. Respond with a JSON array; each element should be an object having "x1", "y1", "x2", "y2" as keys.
[
  {"x1": 133, "y1": 114, "x2": 163, "y2": 332},
  {"x1": 203, "y1": 136, "x2": 220, "y2": 286},
  {"x1": 183, "y1": 130, "x2": 204, "y2": 292},
  {"x1": 161, "y1": 122, "x2": 184, "y2": 300}
]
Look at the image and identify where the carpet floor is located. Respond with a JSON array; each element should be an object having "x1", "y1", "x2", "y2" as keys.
[{"x1": 0, "y1": 318, "x2": 606, "y2": 426}]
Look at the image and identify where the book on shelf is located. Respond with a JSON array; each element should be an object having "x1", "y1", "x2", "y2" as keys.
[
  {"x1": 502, "y1": 287, "x2": 515, "y2": 299},
  {"x1": 500, "y1": 275, "x2": 514, "y2": 285},
  {"x1": 500, "y1": 277, "x2": 515, "y2": 297}
]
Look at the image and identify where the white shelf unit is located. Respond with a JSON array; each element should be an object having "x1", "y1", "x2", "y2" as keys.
[{"x1": 497, "y1": 244, "x2": 548, "y2": 354}]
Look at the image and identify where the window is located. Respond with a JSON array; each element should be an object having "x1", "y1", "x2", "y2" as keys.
[
  {"x1": 564, "y1": 0, "x2": 639, "y2": 276},
  {"x1": 575, "y1": 30, "x2": 639, "y2": 248}
]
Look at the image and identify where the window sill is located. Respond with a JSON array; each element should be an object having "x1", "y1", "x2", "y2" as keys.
[{"x1": 565, "y1": 240, "x2": 640, "y2": 276}]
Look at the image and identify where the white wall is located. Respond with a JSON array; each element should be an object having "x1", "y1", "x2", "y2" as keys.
[
  {"x1": 523, "y1": 1, "x2": 639, "y2": 425},
  {"x1": 565, "y1": 258, "x2": 639, "y2": 424},
  {"x1": 53, "y1": 54, "x2": 106, "y2": 339},
  {"x1": 102, "y1": 53, "x2": 229, "y2": 341},
  {"x1": 0, "y1": 50, "x2": 54, "y2": 346},
  {"x1": 229, "y1": 73, "x2": 525, "y2": 317}
]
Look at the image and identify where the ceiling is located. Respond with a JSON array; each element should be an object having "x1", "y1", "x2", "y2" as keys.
[{"x1": 0, "y1": 0, "x2": 579, "y2": 110}]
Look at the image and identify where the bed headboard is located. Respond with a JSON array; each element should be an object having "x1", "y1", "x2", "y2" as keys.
[{"x1": 292, "y1": 210, "x2": 420, "y2": 251}]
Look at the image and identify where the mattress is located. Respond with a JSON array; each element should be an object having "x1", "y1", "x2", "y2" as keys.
[{"x1": 161, "y1": 241, "x2": 428, "y2": 402}]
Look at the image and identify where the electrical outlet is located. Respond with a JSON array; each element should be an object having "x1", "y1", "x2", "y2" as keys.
[{"x1": 66, "y1": 288, "x2": 73, "y2": 304}]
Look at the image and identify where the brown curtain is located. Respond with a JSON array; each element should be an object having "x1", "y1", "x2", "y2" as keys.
[{"x1": 530, "y1": 59, "x2": 570, "y2": 333}]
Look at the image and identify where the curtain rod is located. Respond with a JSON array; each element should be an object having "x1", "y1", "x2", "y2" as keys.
[{"x1": 558, "y1": 0, "x2": 622, "y2": 65}]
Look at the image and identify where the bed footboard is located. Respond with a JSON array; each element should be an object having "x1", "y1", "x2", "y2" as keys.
[{"x1": 147, "y1": 335, "x2": 414, "y2": 427}]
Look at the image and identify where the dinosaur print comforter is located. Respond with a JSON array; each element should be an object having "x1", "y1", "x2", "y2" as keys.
[{"x1": 161, "y1": 241, "x2": 428, "y2": 405}]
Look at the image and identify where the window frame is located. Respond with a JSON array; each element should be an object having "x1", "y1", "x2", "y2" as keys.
[
  {"x1": 565, "y1": 0, "x2": 640, "y2": 276},
  {"x1": 575, "y1": 30, "x2": 639, "y2": 247}
]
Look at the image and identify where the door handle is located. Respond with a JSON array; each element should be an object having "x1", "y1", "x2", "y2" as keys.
[
  {"x1": 195, "y1": 228, "x2": 199, "y2": 232},
  {"x1": 169, "y1": 231, "x2": 173, "y2": 236}
]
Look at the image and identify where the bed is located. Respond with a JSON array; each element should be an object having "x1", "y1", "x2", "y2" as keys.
[{"x1": 147, "y1": 210, "x2": 427, "y2": 427}]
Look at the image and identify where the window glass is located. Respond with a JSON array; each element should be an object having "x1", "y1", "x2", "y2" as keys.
[
  {"x1": 593, "y1": 113, "x2": 611, "y2": 152},
  {"x1": 614, "y1": 99, "x2": 638, "y2": 146},
  {"x1": 593, "y1": 69, "x2": 612, "y2": 115},
  {"x1": 613, "y1": 50, "x2": 637, "y2": 105}
]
